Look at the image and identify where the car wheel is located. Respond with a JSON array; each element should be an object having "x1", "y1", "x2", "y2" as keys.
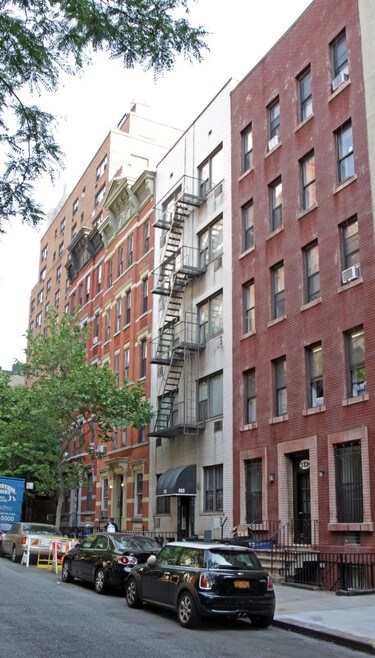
[
  {"x1": 11, "y1": 545, "x2": 21, "y2": 563},
  {"x1": 249, "y1": 614, "x2": 274, "y2": 628},
  {"x1": 94, "y1": 567, "x2": 109, "y2": 595},
  {"x1": 177, "y1": 591, "x2": 201, "y2": 629},
  {"x1": 61, "y1": 560, "x2": 74, "y2": 583},
  {"x1": 126, "y1": 577, "x2": 142, "y2": 608}
]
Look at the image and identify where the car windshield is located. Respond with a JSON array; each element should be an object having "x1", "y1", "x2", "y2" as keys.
[
  {"x1": 115, "y1": 535, "x2": 160, "y2": 551},
  {"x1": 22, "y1": 524, "x2": 62, "y2": 535},
  {"x1": 206, "y1": 549, "x2": 261, "y2": 570}
]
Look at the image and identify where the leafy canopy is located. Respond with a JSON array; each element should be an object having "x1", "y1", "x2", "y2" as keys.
[{"x1": 0, "y1": 0, "x2": 207, "y2": 231}]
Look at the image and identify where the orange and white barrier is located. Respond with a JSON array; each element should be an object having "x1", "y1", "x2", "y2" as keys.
[{"x1": 51, "y1": 539, "x2": 77, "y2": 574}]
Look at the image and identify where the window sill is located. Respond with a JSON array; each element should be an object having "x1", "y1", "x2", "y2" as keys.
[
  {"x1": 240, "y1": 329, "x2": 256, "y2": 340},
  {"x1": 303, "y1": 404, "x2": 326, "y2": 416},
  {"x1": 300, "y1": 297, "x2": 322, "y2": 312},
  {"x1": 297, "y1": 202, "x2": 318, "y2": 220},
  {"x1": 265, "y1": 141, "x2": 282, "y2": 158},
  {"x1": 239, "y1": 245, "x2": 255, "y2": 260},
  {"x1": 241, "y1": 422, "x2": 257, "y2": 431},
  {"x1": 295, "y1": 112, "x2": 314, "y2": 132},
  {"x1": 333, "y1": 174, "x2": 357, "y2": 195},
  {"x1": 338, "y1": 277, "x2": 363, "y2": 293},
  {"x1": 269, "y1": 414, "x2": 288, "y2": 424},
  {"x1": 238, "y1": 166, "x2": 254, "y2": 182},
  {"x1": 328, "y1": 522, "x2": 373, "y2": 532},
  {"x1": 342, "y1": 393, "x2": 368, "y2": 406},
  {"x1": 266, "y1": 225, "x2": 284, "y2": 241},
  {"x1": 328, "y1": 78, "x2": 351, "y2": 102},
  {"x1": 268, "y1": 315, "x2": 286, "y2": 328}
]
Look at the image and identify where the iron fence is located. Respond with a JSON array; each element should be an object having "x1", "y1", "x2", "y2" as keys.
[{"x1": 282, "y1": 550, "x2": 375, "y2": 591}]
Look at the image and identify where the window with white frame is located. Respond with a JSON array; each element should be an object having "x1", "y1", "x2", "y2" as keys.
[
  {"x1": 40, "y1": 267, "x2": 46, "y2": 282},
  {"x1": 37, "y1": 290, "x2": 43, "y2": 305},
  {"x1": 141, "y1": 278, "x2": 148, "y2": 314},
  {"x1": 96, "y1": 155, "x2": 107, "y2": 180},
  {"x1": 143, "y1": 221, "x2": 150, "y2": 254},
  {"x1": 301, "y1": 151, "x2": 316, "y2": 210},
  {"x1": 341, "y1": 216, "x2": 360, "y2": 276},
  {"x1": 127, "y1": 235, "x2": 133, "y2": 266},
  {"x1": 140, "y1": 338, "x2": 147, "y2": 378},
  {"x1": 97, "y1": 264, "x2": 102, "y2": 292},
  {"x1": 270, "y1": 178, "x2": 282, "y2": 231},
  {"x1": 198, "y1": 291, "x2": 223, "y2": 342},
  {"x1": 156, "y1": 475, "x2": 171, "y2": 514},
  {"x1": 331, "y1": 31, "x2": 349, "y2": 87},
  {"x1": 94, "y1": 313, "x2": 100, "y2": 341},
  {"x1": 115, "y1": 298, "x2": 122, "y2": 333},
  {"x1": 114, "y1": 353, "x2": 120, "y2": 387},
  {"x1": 135, "y1": 472, "x2": 143, "y2": 516},
  {"x1": 41, "y1": 244, "x2": 48, "y2": 261},
  {"x1": 198, "y1": 216, "x2": 223, "y2": 267},
  {"x1": 56, "y1": 265, "x2": 61, "y2": 282},
  {"x1": 123, "y1": 348, "x2": 129, "y2": 382},
  {"x1": 242, "y1": 200, "x2": 254, "y2": 252},
  {"x1": 118, "y1": 245, "x2": 124, "y2": 276},
  {"x1": 268, "y1": 97, "x2": 280, "y2": 148},
  {"x1": 299, "y1": 67, "x2": 313, "y2": 122},
  {"x1": 306, "y1": 343, "x2": 324, "y2": 408},
  {"x1": 273, "y1": 355, "x2": 287, "y2": 416},
  {"x1": 72, "y1": 199, "x2": 78, "y2": 216},
  {"x1": 95, "y1": 185, "x2": 106, "y2": 207},
  {"x1": 107, "y1": 259, "x2": 113, "y2": 288},
  {"x1": 346, "y1": 326, "x2": 366, "y2": 397},
  {"x1": 125, "y1": 289, "x2": 131, "y2": 325},
  {"x1": 243, "y1": 280, "x2": 255, "y2": 334},
  {"x1": 271, "y1": 262, "x2": 285, "y2": 319},
  {"x1": 36, "y1": 311, "x2": 42, "y2": 327},
  {"x1": 105, "y1": 310, "x2": 110, "y2": 342},
  {"x1": 85, "y1": 275, "x2": 90, "y2": 302},
  {"x1": 245, "y1": 458, "x2": 262, "y2": 522},
  {"x1": 241, "y1": 124, "x2": 253, "y2": 173},
  {"x1": 336, "y1": 121, "x2": 354, "y2": 183},
  {"x1": 198, "y1": 146, "x2": 223, "y2": 197},
  {"x1": 304, "y1": 241, "x2": 320, "y2": 303},
  {"x1": 245, "y1": 368, "x2": 256, "y2": 425},
  {"x1": 203, "y1": 464, "x2": 223, "y2": 512},
  {"x1": 198, "y1": 371, "x2": 223, "y2": 421}
]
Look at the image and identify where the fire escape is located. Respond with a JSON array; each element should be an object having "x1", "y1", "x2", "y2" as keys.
[{"x1": 149, "y1": 176, "x2": 206, "y2": 438}]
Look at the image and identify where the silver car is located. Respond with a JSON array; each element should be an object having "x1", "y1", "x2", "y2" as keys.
[{"x1": 0, "y1": 522, "x2": 66, "y2": 563}]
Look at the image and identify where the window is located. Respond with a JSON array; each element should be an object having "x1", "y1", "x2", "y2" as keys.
[
  {"x1": 107, "y1": 259, "x2": 113, "y2": 288},
  {"x1": 140, "y1": 338, "x2": 147, "y2": 378},
  {"x1": 105, "y1": 310, "x2": 110, "y2": 342},
  {"x1": 125, "y1": 289, "x2": 131, "y2": 325},
  {"x1": 241, "y1": 124, "x2": 253, "y2": 173},
  {"x1": 96, "y1": 155, "x2": 107, "y2": 180},
  {"x1": 335, "y1": 442, "x2": 363, "y2": 523},
  {"x1": 115, "y1": 298, "x2": 122, "y2": 333},
  {"x1": 141, "y1": 278, "x2": 148, "y2": 314},
  {"x1": 198, "y1": 146, "x2": 223, "y2": 197},
  {"x1": 271, "y1": 262, "x2": 285, "y2": 319},
  {"x1": 304, "y1": 241, "x2": 320, "y2": 303},
  {"x1": 60, "y1": 217, "x2": 66, "y2": 233},
  {"x1": 41, "y1": 245, "x2": 48, "y2": 261},
  {"x1": 245, "y1": 459, "x2": 262, "y2": 522},
  {"x1": 46, "y1": 279, "x2": 51, "y2": 294},
  {"x1": 245, "y1": 369, "x2": 256, "y2": 424},
  {"x1": 56, "y1": 265, "x2": 61, "y2": 282},
  {"x1": 97, "y1": 264, "x2": 102, "y2": 292},
  {"x1": 101, "y1": 478, "x2": 108, "y2": 515},
  {"x1": 243, "y1": 281, "x2": 255, "y2": 334},
  {"x1": 114, "y1": 353, "x2": 120, "y2": 387},
  {"x1": 72, "y1": 199, "x2": 78, "y2": 216},
  {"x1": 40, "y1": 267, "x2": 46, "y2": 282},
  {"x1": 135, "y1": 473, "x2": 143, "y2": 516},
  {"x1": 346, "y1": 327, "x2": 366, "y2": 397},
  {"x1": 143, "y1": 221, "x2": 150, "y2": 254},
  {"x1": 307, "y1": 343, "x2": 323, "y2": 407},
  {"x1": 341, "y1": 217, "x2": 360, "y2": 276},
  {"x1": 198, "y1": 291, "x2": 223, "y2": 342},
  {"x1": 78, "y1": 282, "x2": 83, "y2": 306},
  {"x1": 36, "y1": 311, "x2": 42, "y2": 327},
  {"x1": 198, "y1": 371, "x2": 223, "y2": 421},
  {"x1": 37, "y1": 290, "x2": 43, "y2": 305},
  {"x1": 270, "y1": 178, "x2": 282, "y2": 231},
  {"x1": 336, "y1": 121, "x2": 354, "y2": 183},
  {"x1": 332, "y1": 31, "x2": 349, "y2": 86},
  {"x1": 299, "y1": 68, "x2": 313, "y2": 121},
  {"x1": 59, "y1": 242, "x2": 64, "y2": 257},
  {"x1": 30, "y1": 298, "x2": 35, "y2": 313},
  {"x1": 198, "y1": 216, "x2": 223, "y2": 267},
  {"x1": 273, "y1": 356, "x2": 287, "y2": 416},
  {"x1": 118, "y1": 245, "x2": 124, "y2": 276},
  {"x1": 127, "y1": 236, "x2": 133, "y2": 266},
  {"x1": 94, "y1": 313, "x2": 100, "y2": 341},
  {"x1": 156, "y1": 476, "x2": 171, "y2": 514},
  {"x1": 71, "y1": 223, "x2": 77, "y2": 238},
  {"x1": 54, "y1": 290, "x2": 60, "y2": 306},
  {"x1": 301, "y1": 152, "x2": 316, "y2": 210},
  {"x1": 203, "y1": 465, "x2": 223, "y2": 512},
  {"x1": 242, "y1": 201, "x2": 254, "y2": 252},
  {"x1": 268, "y1": 97, "x2": 280, "y2": 148},
  {"x1": 123, "y1": 348, "x2": 129, "y2": 382},
  {"x1": 85, "y1": 275, "x2": 90, "y2": 302},
  {"x1": 95, "y1": 185, "x2": 106, "y2": 206}
]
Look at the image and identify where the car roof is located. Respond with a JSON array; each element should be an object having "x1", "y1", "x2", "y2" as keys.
[{"x1": 165, "y1": 541, "x2": 256, "y2": 552}]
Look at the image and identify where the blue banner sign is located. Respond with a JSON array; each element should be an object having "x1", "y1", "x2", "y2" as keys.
[{"x1": 0, "y1": 477, "x2": 25, "y2": 524}]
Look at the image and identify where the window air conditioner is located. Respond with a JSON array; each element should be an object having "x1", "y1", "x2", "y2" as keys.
[
  {"x1": 97, "y1": 445, "x2": 106, "y2": 454},
  {"x1": 93, "y1": 336, "x2": 98, "y2": 345},
  {"x1": 332, "y1": 70, "x2": 349, "y2": 91},
  {"x1": 342, "y1": 265, "x2": 360, "y2": 284},
  {"x1": 315, "y1": 397, "x2": 324, "y2": 406},
  {"x1": 268, "y1": 134, "x2": 281, "y2": 151}
]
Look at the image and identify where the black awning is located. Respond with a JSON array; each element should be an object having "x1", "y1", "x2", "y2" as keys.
[{"x1": 156, "y1": 464, "x2": 196, "y2": 496}]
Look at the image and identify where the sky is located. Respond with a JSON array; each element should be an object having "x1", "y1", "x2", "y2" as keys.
[{"x1": 0, "y1": 0, "x2": 312, "y2": 371}]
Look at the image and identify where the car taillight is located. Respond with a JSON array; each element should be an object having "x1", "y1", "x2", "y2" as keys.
[
  {"x1": 199, "y1": 572, "x2": 213, "y2": 590},
  {"x1": 267, "y1": 575, "x2": 273, "y2": 591},
  {"x1": 117, "y1": 555, "x2": 138, "y2": 566},
  {"x1": 21, "y1": 537, "x2": 27, "y2": 545}
]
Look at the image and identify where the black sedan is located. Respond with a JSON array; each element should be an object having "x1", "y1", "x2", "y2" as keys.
[
  {"x1": 61, "y1": 532, "x2": 161, "y2": 594},
  {"x1": 126, "y1": 541, "x2": 275, "y2": 628}
]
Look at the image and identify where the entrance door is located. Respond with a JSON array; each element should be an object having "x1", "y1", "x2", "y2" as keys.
[
  {"x1": 177, "y1": 497, "x2": 195, "y2": 539},
  {"x1": 292, "y1": 452, "x2": 311, "y2": 544}
]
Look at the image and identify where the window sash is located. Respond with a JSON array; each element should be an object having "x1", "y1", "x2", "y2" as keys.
[
  {"x1": 271, "y1": 181, "x2": 282, "y2": 231},
  {"x1": 245, "y1": 370, "x2": 256, "y2": 424},
  {"x1": 335, "y1": 443, "x2": 363, "y2": 522},
  {"x1": 244, "y1": 283, "x2": 255, "y2": 334},
  {"x1": 333, "y1": 33, "x2": 348, "y2": 77},
  {"x1": 242, "y1": 126, "x2": 253, "y2": 172},
  {"x1": 337, "y1": 124, "x2": 354, "y2": 182},
  {"x1": 348, "y1": 329, "x2": 366, "y2": 397},
  {"x1": 274, "y1": 357, "x2": 287, "y2": 416},
  {"x1": 342, "y1": 219, "x2": 359, "y2": 269},
  {"x1": 204, "y1": 465, "x2": 223, "y2": 512},
  {"x1": 308, "y1": 345, "x2": 323, "y2": 407},
  {"x1": 242, "y1": 202, "x2": 254, "y2": 251},
  {"x1": 302, "y1": 154, "x2": 316, "y2": 209},
  {"x1": 305, "y1": 243, "x2": 320, "y2": 302},
  {"x1": 245, "y1": 459, "x2": 262, "y2": 523},
  {"x1": 269, "y1": 100, "x2": 280, "y2": 138},
  {"x1": 272, "y1": 265, "x2": 285, "y2": 318},
  {"x1": 300, "y1": 70, "x2": 313, "y2": 121}
]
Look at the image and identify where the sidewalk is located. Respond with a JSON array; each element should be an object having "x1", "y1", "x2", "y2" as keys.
[{"x1": 273, "y1": 583, "x2": 375, "y2": 654}]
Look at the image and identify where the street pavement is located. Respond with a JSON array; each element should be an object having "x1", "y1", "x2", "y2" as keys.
[{"x1": 273, "y1": 583, "x2": 375, "y2": 654}]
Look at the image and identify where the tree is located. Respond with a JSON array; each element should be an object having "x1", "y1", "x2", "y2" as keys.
[
  {"x1": 0, "y1": 309, "x2": 152, "y2": 527},
  {"x1": 0, "y1": 0, "x2": 207, "y2": 232}
]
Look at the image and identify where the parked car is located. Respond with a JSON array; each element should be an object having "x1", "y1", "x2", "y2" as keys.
[
  {"x1": 0, "y1": 522, "x2": 12, "y2": 551},
  {"x1": 61, "y1": 532, "x2": 162, "y2": 594},
  {"x1": 126, "y1": 540, "x2": 275, "y2": 629},
  {"x1": 0, "y1": 522, "x2": 66, "y2": 562}
]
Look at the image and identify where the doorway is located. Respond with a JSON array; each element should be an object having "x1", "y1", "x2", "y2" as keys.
[
  {"x1": 291, "y1": 451, "x2": 311, "y2": 544},
  {"x1": 177, "y1": 497, "x2": 195, "y2": 539}
]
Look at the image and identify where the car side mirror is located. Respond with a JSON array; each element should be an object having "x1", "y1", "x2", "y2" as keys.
[{"x1": 147, "y1": 554, "x2": 157, "y2": 566}]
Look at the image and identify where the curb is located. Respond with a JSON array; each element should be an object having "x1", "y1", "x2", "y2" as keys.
[{"x1": 273, "y1": 618, "x2": 375, "y2": 655}]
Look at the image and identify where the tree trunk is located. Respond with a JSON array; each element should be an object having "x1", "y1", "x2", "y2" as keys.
[{"x1": 55, "y1": 490, "x2": 64, "y2": 530}]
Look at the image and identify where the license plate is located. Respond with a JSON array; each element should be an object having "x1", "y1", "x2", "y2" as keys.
[{"x1": 234, "y1": 580, "x2": 250, "y2": 589}]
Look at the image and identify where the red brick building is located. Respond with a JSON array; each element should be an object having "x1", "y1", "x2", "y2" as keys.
[{"x1": 231, "y1": 0, "x2": 375, "y2": 560}]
